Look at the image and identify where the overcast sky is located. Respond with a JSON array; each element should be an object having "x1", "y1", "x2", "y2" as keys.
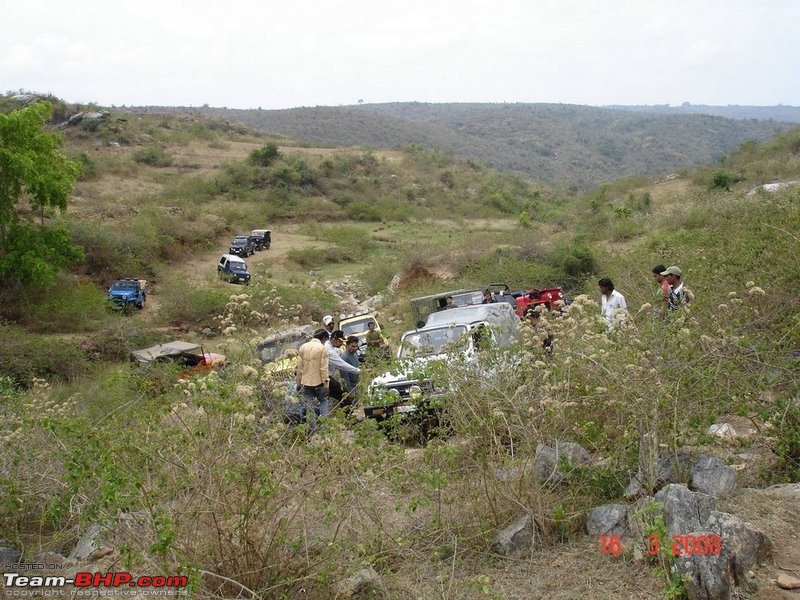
[{"x1": 2, "y1": 0, "x2": 798, "y2": 110}]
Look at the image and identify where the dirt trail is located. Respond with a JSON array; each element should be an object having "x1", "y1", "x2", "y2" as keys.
[{"x1": 142, "y1": 225, "x2": 332, "y2": 322}]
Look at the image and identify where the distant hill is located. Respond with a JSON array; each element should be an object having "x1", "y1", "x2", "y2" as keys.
[
  {"x1": 603, "y1": 103, "x2": 800, "y2": 123},
  {"x1": 128, "y1": 102, "x2": 792, "y2": 189}
]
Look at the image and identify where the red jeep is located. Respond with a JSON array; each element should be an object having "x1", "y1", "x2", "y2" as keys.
[
  {"x1": 485, "y1": 283, "x2": 565, "y2": 318},
  {"x1": 513, "y1": 287, "x2": 564, "y2": 317}
]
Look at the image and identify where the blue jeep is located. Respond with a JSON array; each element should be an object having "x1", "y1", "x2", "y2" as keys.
[{"x1": 108, "y1": 279, "x2": 146, "y2": 310}]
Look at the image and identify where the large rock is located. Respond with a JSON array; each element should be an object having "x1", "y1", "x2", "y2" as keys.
[
  {"x1": 68, "y1": 523, "x2": 106, "y2": 561},
  {"x1": 653, "y1": 485, "x2": 771, "y2": 600},
  {"x1": 332, "y1": 567, "x2": 388, "y2": 599},
  {"x1": 0, "y1": 547, "x2": 22, "y2": 569},
  {"x1": 586, "y1": 504, "x2": 628, "y2": 536},
  {"x1": 655, "y1": 484, "x2": 716, "y2": 535},
  {"x1": 691, "y1": 455, "x2": 737, "y2": 497},
  {"x1": 491, "y1": 514, "x2": 535, "y2": 556},
  {"x1": 65, "y1": 111, "x2": 109, "y2": 131},
  {"x1": 625, "y1": 450, "x2": 693, "y2": 497},
  {"x1": 705, "y1": 511, "x2": 771, "y2": 585},
  {"x1": 534, "y1": 441, "x2": 591, "y2": 484}
]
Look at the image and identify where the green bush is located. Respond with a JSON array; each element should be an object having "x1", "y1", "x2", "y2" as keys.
[
  {"x1": 0, "y1": 324, "x2": 89, "y2": 384},
  {"x1": 73, "y1": 152, "x2": 97, "y2": 181},
  {"x1": 248, "y1": 143, "x2": 280, "y2": 167},
  {"x1": 133, "y1": 145, "x2": 173, "y2": 167},
  {"x1": 17, "y1": 278, "x2": 109, "y2": 333},
  {"x1": 709, "y1": 169, "x2": 740, "y2": 190},
  {"x1": 546, "y1": 237, "x2": 597, "y2": 287},
  {"x1": 157, "y1": 280, "x2": 230, "y2": 325}
]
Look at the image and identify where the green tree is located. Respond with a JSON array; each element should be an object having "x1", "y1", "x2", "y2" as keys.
[
  {"x1": 248, "y1": 142, "x2": 280, "y2": 167},
  {"x1": 0, "y1": 101, "x2": 83, "y2": 286}
]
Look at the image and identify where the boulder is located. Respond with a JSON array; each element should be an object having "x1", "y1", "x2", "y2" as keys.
[
  {"x1": 652, "y1": 485, "x2": 772, "y2": 600},
  {"x1": 625, "y1": 450, "x2": 693, "y2": 497},
  {"x1": 491, "y1": 514, "x2": 535, "y2": 556},
  {"x1": 68, "y1": 523, "x2": 106, "y2": 562},
  {"x1": 0, "y1": 547, "x2": 22, "y2": 569},
  {"x1": 534, "y1": 441, "x2": 591, "y2": 484},
  {"x1": 777, "y1": 574, "x2": 800, "y2": 590},
  {"x1": 690, "y1": 455, "x2": 736, "y2": 497},
  {"x1": 705, "y1": 511, "x2": 771, "y2": 584},
  {"x1": 586, "y1": 504, "x2": 628, "y2": 536},
  {"x1": 332, "y1": 567, "x2": 387, "y2": 599},
  {"x1": 654, "y1": 484, "x2": 716, "y2": 536}
]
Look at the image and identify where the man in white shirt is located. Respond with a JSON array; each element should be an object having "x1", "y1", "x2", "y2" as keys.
[{"x1": 599, "y1": 278, "x2": 628, "y2": 330}]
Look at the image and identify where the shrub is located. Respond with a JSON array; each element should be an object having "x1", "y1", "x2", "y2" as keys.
[
  {"x1": 158, "y1": 280, "x2": 230, "y2": 325},
  {"x1": 0, "y1": 324, "x2": 89, "y2": 385},
  {"x1": 133, "y1": 145, "x2": 173, "y2": 167},
  {"x1": 17, "y1": 278, "x2": 109, "y2": 333},
  {"x1": 248, "y1": 143, "x2": 280, "y2": 167},
  {"x1": 709, "y1": 169, "x2": 740, "y2": 190},
  {"x1": 73, "y1": 152, "x2": 97, "y2": 181}
]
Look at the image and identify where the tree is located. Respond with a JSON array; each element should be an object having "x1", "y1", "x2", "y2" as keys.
[
  {"x1": 248, "y1": 143, "x2": 280, "y2": 167},
  {"x1": 0, "y1": 101, "x2": 83, "y2": 286}
]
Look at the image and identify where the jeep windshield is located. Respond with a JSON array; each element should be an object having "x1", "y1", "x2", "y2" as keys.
[
  {"x1": 232, "y1": 237, "x2": 249, "y2": 245},
  {"x1": 399, "y1": 325, "x2": 468, "y2": 358},
  {"x1": 111, "y1": 281, "x2": 138, "y2": 290},
  {"x1": 228, "y1": 262, "x2": 247, "y2": 273},
  {"x1": 341, "y1": 317, "x2": 374, "y2": 336}
]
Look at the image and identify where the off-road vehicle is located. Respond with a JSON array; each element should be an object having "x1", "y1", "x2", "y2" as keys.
[
  {"x1": 217, "y1": 254, "x2": 251, "y2": 284},
  {"x1": 250, "y1": 229, "x2": 272, "y2": 250},
  {"x1": 107, "y1": 278, "x2": 146, "y2": 310},
  {"x1": 229, "y1": 235, "x2": 255, "y2": 257}
]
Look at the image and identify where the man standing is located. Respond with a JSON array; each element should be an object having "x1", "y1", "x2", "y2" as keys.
[
  {"x1": 661, "y1": 266, "x2": 691, "y2": 312},
  {"x1": 598, "y1": 278, "x2": 628, "y2": 330},
  {"x1": 325, "y1": 329, "x2": 361, "y2": 408},
  {"x1": 296, "y1": 329, "x2": 330, "y2": 435},
  {"x1": 652, "y1": 264, "x2": 670, "y2": 320},
  {"x1": 340, "y1": 335, "x2": 361, "y2": 405},
  {"x1": 322, "y1": 315, "x2": 335, "y2": 334}
]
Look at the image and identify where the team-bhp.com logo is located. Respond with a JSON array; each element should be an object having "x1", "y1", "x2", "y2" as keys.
[{"x1": 3, "y1": 572, "x2": 188, "y2": 596}]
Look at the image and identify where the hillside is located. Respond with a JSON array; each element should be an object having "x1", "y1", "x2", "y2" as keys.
[
  {"x1": 130, "y1": 102, "x2": 790, "y2": 189},
  {"x1": 1, "y1": 97, "x2": 800, "y2": 599},
  {"x1": 604, "y1": 102, "x2": 800, "y2": 123}
]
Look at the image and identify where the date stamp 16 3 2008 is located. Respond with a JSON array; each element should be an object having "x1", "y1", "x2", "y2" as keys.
[{"x1": 600, "y1": 534, "x2": 723, "y2": 557}]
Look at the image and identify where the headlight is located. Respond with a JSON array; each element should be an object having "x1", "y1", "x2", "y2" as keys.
[
  {"x1": 387, "y1": 388, "x2": 401, "y2": 400},
  {"x1": 409, "y1": 385, "x2": 422, "y2": 400}
]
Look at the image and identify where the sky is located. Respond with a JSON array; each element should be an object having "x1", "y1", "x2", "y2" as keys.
[{"x1": 2, "y1": 0, "x2": 799, "y2": 110}]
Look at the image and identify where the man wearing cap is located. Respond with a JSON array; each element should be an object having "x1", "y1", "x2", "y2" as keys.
[
  {"x1": 296, "y1": 329, "x2": 330, "y2": 435},
  {"x1": 322, "y1": 315, "x2": 335, "y2": 334},
  {"x1": 661, "y1": 266, "x2": 691, "y2": 312},
  {"x1": 324, "y1": 329, "x2": 361, "y2": 408}
]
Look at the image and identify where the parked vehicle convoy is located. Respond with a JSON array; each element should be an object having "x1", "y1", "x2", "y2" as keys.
[
  {"x1": 217, "y1": 254, "x2": 251, "y2": 284},
  {"x1": 366, "y1": 303, "x2": 520, "y2": 428},
  {"x1": 409, "y1": 289, "x2": 485, "y2": 327},
  {"x1": 250, "y1": 229, "x2": 272, "y2": 250},
  {"x1": 130, "y1": 340, "x2": 226, "y2": 377},
  {"x1": 107, "y1": 278, "x2": 147, "y2": 310},
  {"x1": 229, "y1": 235, "x2": 255, "y2": 257}
]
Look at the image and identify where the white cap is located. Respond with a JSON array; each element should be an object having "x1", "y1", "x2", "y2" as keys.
[{"x1": 322, "y1": 315, "x2": 333, "y2": 326}]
